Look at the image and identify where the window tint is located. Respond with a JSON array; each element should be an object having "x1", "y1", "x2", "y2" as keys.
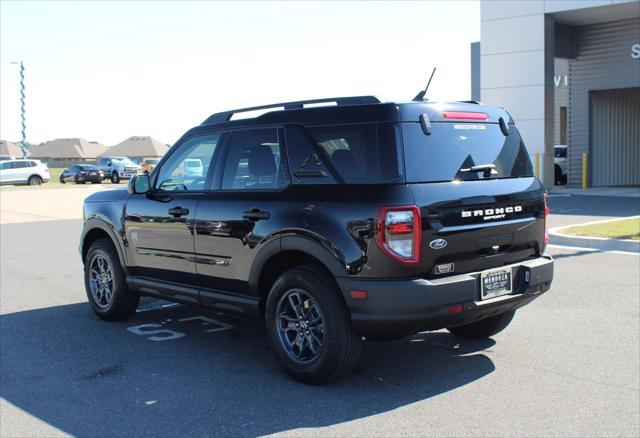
[
  {"x1": 69, "y1": 166, "x2": 79, "y2": 173},
  {"x1": 285, "y1": 126, "x2": 336, "y2": 185},
  {"x1": 306, "y1": 124, "x2": 402, "y2": 184},
  {"x1": 221, "y1": 128, "x2": 286, "y2": 190},
  {"x1": 79, "y1": 165, "x2": 97, "y2": 170},
  {"x1": 402, "y1": 123, "x2": 534, "y2": 183},
  {"x1": 11, "y1": 161, "x2": 29, "y2": 169},
  {"x1": 0, "y1": 162, "x2": 11, "y2": 170},
  {"x1": 554, "y1": 147, "x2": 567, "y2": 158},
  {"x1": 155, "y1": 133, "x2": 221, "y2": 191}
]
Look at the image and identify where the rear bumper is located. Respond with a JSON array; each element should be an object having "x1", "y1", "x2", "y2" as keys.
[{"x1": 336, "y1": 255, "x2": 553, "y2": 339}]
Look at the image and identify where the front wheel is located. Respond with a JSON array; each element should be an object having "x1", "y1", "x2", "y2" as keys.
[
  {"x1": 84, "y1": 238, "x2": 139, "y2": 320},
  {"x1": 447, "y1": 310, "x2": 516, "y2": 339},
  {"x1": 111, "y1": 171, "x2": 120, "y2": 184},
  {"x1": 265, "y1": 265, "x2": 362, "y2": 384}
]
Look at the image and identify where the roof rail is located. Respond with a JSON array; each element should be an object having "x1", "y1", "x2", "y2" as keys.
[
  {"x1": 457, "y1": 100, "x2": 482, "y2": 105},
  {"x1": 202, "y1": 95, "x2": 381, "y2": 125}
]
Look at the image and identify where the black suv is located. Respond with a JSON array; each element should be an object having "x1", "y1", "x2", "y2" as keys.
[{"x1": 80, "y1": 96, "x2": 553, "y2": 383}]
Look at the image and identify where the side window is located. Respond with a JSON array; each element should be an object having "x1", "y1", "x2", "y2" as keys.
[
  {"x1": 69, "y1": 166, "x2": 78, "y2": 173},
  {"x1": 221, "y1": 128, "x2": 287, "y2": 190},
  {"x1": 155, "y1": 133, "x2": 221, "y2": 191},
  {"x1": 284, "y1": 126, "x2": 336, "y2": 185},
  {"x1": 0, "y1": 162, "x2": 10, "y2": 170},
  {"x1": 306, "y1": 124, "x2": 402, "y2": 184},
  {"x1": 11, "y1": 161, "x2": 28, "y2": 169}
]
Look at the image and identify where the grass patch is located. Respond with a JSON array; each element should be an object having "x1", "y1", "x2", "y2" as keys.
[
  {"x1": 1, "y1": 168, "x2": 119, "y2": 190},
  {"x1": 564, "y1": 217, "x2": 640, "y2": 241}
]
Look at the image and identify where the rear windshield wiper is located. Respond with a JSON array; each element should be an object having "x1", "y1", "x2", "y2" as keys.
[{"x1": 459, "y1": 164, "x2": 498, "y2": 178}]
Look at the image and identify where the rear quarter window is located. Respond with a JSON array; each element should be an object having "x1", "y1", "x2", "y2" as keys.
[
  {"x1": 289, "y1": 123, "x2": 402, "y2": 184},
  {"x1": 402, "y1": 123, "x2": 533, "y2": 183}
]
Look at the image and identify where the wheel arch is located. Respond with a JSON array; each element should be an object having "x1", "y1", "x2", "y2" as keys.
[
  {"x1": 81, "y1": 218, "x2": 127, "y2": 268},
  {"x1": 250, "y1": 235, "x2": 348, "y2": 316}
]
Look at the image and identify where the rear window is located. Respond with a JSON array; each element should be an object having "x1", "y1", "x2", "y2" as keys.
[
  {"x1": 402, "y1": 123, "x2": 533, "y2": 183},
  {"x1": 304, "y1": 124, "x2": 402, "y2": 184}
]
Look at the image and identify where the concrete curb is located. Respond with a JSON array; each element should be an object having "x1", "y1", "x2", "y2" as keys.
[{"x1": 550, "y1": 216, "x2": 640, "y2": 253}]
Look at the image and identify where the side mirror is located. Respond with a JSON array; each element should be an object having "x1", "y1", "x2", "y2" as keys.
[{"x1": 128, "y1": 174, "x2": 150, "y2": 194}]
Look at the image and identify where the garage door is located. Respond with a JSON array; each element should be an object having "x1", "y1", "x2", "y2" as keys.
[{"x1": 590, "y1": 88, "x2": 640, "y2": 187}]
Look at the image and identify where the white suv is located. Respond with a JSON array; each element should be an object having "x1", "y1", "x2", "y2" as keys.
[{"x1": 0, "y1": 159, "x2": 51, "y2": 185}]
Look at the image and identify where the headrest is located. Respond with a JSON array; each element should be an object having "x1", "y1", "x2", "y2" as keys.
[
  {"x1": 331, "y1": 149, "x2": 356, "y2": 176},
  {"x1": 248, "y1": 145, "x2": 276, "y2": 177}
]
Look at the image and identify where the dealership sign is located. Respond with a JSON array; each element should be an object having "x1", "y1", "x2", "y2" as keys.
[{"x1": 632, "y1": 43, "x2": 640, "y2": 59}]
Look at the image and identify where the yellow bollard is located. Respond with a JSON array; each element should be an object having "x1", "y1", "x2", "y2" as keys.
[
  {"x1": 582, "y1": 152, "x2": 588, "y2": 189},
  {"x1": 534, "y1": 152, "x2": 539, "y2": 178}
]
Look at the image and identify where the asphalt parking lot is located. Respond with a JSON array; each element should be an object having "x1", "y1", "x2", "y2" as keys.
[{"x1": 1, "y1": 187, "x2": 639, "y2": 437}]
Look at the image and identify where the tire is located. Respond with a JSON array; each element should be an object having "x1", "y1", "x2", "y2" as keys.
[
  {"x1": 28, "y1": 175, "x2": 42, "y2": 186},
  {"x1": 59, "y1": 176, "x2": 65, "y2": 184},
  {"x1": 84, "y1": 238, "x2": 139, "y2": 321},
  {"x1": 447, "y1": 310, "x2": 516, "y2": 340},
  {"x1": 111, "y1": 172, "x2": 120, "y2": 184},
  {"x1": 265, "y1": 265, "x2": 362, "y2": 384}
]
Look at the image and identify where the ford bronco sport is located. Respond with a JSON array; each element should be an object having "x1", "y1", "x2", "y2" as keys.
[{"x1": 80, "y1": 96, "x2": 553, "y2": 383}]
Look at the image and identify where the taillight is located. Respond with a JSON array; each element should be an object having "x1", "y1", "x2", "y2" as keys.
[
  {"x1": 442, "y1": 111, "x2": 489, "y2": 120},
  {"x1": 375, "y1": 206, "x2": 421, "y2": 264},
  {"x1": 544, "y1": 192, "x2": 550, "y2": 247}
]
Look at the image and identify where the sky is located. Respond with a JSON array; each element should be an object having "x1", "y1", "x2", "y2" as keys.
[{"x1": 1, "y1": 1, "x2": 480, "y2": 146}]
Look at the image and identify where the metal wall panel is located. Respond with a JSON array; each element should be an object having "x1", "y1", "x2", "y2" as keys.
[
  {"x1": 590, "y1": 88, "x2": 640, "y2": 187},
  {"x1": 567, "y1": 17, "x2": 640, "y2": 187}
]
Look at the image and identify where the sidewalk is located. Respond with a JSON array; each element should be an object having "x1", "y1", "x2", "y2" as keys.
[{"x1": 550, "y1": 187, "x2": 640, "y2": 198}]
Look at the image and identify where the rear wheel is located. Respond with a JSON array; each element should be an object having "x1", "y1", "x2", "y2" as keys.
[
  {"x1": 28, "y1": 175, "x2": 42, "y2": 186},
  {"x1": 265, "y1": 265, "x2": 362, "y2": 384},
  {"x1": 111, "y1": 171, "x2": 120, "y2": 184},
  {"x1": 84, "y1": 238, "x2": 139, "y2": 320},
  {"x1": 447, "y1": 310, "x2": 516, "y2": 339}
]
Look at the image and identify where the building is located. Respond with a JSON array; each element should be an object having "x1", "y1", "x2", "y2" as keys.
[
  {"x1": 29, "y1": 138, "x2": 107, "y2": 168},
  {"x1": 101, "y1": 136, "x2": 169, "y2": 161},
  {"x1": 0, "y1": 140, "x2": 25, "y2": 159},
  {"x1": 471, "y1": 0, "x2": 640, "y2": 188}
]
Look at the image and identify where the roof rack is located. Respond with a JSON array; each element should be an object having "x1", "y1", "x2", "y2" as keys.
[{"x1": 202, "y1": 95, "x2": 381, "y2": 125}]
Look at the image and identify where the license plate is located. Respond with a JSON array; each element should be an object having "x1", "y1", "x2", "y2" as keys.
[
  {"x1": 480, "y1": 268, "x2": 512, "y2": 300},
  {"x1": 90, "y1": 172, "x2": 97, "y2": 175}
]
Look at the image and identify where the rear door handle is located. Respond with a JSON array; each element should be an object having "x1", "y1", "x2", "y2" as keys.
[
  {"x1": 243, "y1": 208, "x2": 270, "y2": 221},
  {"x1": 168, "y1": 206, "x2": 189, "y2": 217}
]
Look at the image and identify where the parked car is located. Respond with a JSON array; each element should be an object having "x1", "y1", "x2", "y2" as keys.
[
  {"x1": 98, "y1": 156, "x2": 142, "y2": 183},
  {"x1": 554, "y1": 145, "x2": 568, "y2": 185},
  {"x1": 183, "y1": 158, "x2": 203, "y2": 177},
  {"x1": 0, "y1": 159, "x2": 50, "y2": 185},
  {"x1": 60, "y1": 164, "x2": 104, "y2": 184},
  {"x1": 140, "y1": 157, "x2": 160, "y2": 174},
  {"x1": 80, "y1": 96, "x2": 554, "y2": 383},
  {"x1": 0, "y1": 154, "x2": 15, "y2": 161}
]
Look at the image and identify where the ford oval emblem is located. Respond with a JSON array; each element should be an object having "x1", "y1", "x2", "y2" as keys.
[{"x1": 429, "y1": 239, "x2": 448, "y2": 250}]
